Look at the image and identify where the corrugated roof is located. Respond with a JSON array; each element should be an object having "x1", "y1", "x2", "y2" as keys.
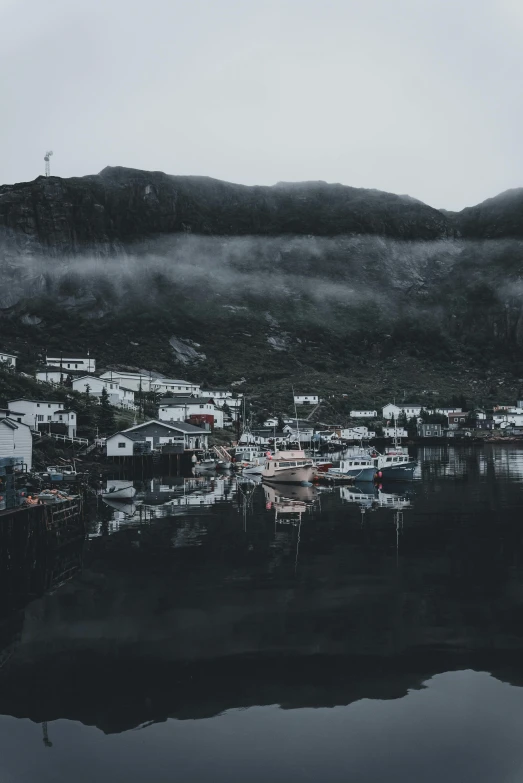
[{"x1": 123, "y1": 419, "x2": 207, "y2": 435}]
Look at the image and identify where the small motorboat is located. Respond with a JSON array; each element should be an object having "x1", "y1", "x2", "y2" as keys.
[{"x1": 101, "y1": 482, "x2": 137, "y2": 500}]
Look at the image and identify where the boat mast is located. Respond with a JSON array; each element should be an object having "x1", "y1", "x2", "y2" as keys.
[{"x1": 292, "y1": 386, "x2": 300, "y2": 449}]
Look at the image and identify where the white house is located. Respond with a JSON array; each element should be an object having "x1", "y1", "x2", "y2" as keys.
[
  {"x1": 71, "y1": 376, "x2": 135, "y2": 409},
  {"x1": 0, "y1": 352, "x2": 16, "y2": 368},
  {"x1": 158, "y1": 397, "x2": 224, "y2": 428},
  {"x1": 0, "y1": 418, "x2": 33, "y2": 470},
  {"x1": 9, "y1": 399, "x2": 77, "y2": 438},
  {"x1": 72, "y1": 375, "x2": 120, "y2": 405},
  {"x1": 107, "y1": 420, "x2": 209, "y2": 456},
  {"x1": 200, "y1": 388, "x2": 243, "y2": 419},
  {"x1": 152, "y1": 378, "x2": 201, "y2": 396},
  {"x1": 382, "y1": 403, "x2": 423, "y2": 420},
  {"x1": 106, "y1": 432, "x2": 138, "y2": 457},
  {"x1": 496, "y1": 413, "x2": 523, "y2": 427},
  {"x1": 294, "y1": 395, "x2": 319, "y2": 406},
  {"x1": 36, "y1": 369, "x2": 69, "y2": 384},
  {"x1": 99, "y1": 372, "x2": 200, "y2": 396},
  {"x1": 434, "y1": 408, "x2": 462, "y2": 415},
  {"x1": 340, "y1": 426, "x2": 376, "y2": 440},
  {"x1": 120, "y1": 387, "x2": 136, "y2": 409},
  {"x1": 283, "y1": 421, "x2": 314, "y2": 444},
  {"x1": 350, "y1": 410, "x2": 377, "y2": 419},
  {"x1": 46, "y1": 353, "x2": 96, "y2": 373},
  {"x1": 383, "y1": 427, "x2": 408, "y2": 439}
]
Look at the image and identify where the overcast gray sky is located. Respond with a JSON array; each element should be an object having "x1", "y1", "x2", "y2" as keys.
[{"x1": 1, "y1": 0, "x2": 521, "y2": 210}]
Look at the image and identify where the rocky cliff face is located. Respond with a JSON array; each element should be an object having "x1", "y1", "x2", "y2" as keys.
[
  {"x1": 1, "y1": 167, "x2": 523, "y2": 403},
  {"x1": 0, "y1": 166, "x2": 453, "y2": 254}
]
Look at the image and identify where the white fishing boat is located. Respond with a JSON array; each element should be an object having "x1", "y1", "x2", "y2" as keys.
[
  {"x1": 234, "y1": 447, "x2": 270, "y2": 475},
  {"x1": 261, "y1": 449, "x2": 314, "y2": 484}
]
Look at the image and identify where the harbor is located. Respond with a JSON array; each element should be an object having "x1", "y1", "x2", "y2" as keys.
[{"x1": 0, "y1": 444, "x2": 522, "y2": 780}]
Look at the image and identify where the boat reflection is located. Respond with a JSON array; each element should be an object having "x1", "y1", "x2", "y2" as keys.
[
  {"x1": 94, "y1": 475, "x2": 239, "y2": 535},
  {"x1": 339, "y1": 482, "x2": 414, "y2": 511},
  {"x1": 263, "y1": 482, "x2": 318, "y2": 523}
]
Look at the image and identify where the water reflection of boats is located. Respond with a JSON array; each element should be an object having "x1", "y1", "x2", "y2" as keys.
[
  {"x1": 339, "y1": 484, "x2": 376, "y2": 508},
  {"x1": 339, "y1": 483, "x2": 413, "y2": 511},
  {"x1": 101, "y1": 497, "x2": 139, "y2": 516},
  {"x1": 264, "y1": 482, "x2": 317, "y2": 523}
]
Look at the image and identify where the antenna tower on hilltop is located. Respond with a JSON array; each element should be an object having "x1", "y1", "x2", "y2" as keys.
[{"x1": 44, "y1": 150, "x2": 53, "y2": 177}]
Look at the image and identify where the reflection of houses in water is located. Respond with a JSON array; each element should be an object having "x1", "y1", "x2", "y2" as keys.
[
  {"x1": 95, "y1": 476, "x2": 239, "y2": 533},
  {"x1": 418, "y1": 445, "x2": 523, "y2": 480}
]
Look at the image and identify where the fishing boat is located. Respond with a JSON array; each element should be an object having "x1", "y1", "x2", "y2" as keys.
[
  {"x1": 326, "y1": 454, "x2": 376, "y2": 481},
  {"x1": 261, "y1": 449, "x2": 314, "y2": 484},
  {"x1": 372, "y1": 446, "x2": 417, "y2": 480}
]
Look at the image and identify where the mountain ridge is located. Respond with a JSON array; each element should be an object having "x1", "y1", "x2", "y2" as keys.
[{"x1": 2, "y1": 166, "x2": 523, "y2": 409}]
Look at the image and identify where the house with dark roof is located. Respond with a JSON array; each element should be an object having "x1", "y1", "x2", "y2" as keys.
[{"x1": 106, "y1": 420, "x2": 209, "y2": 457}]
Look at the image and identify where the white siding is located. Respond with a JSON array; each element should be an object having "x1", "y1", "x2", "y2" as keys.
[
  {"x1": 350, "y1": 410, "x2": 377, "y2": 418},
  {"x1": 383, "y1": 404, "x2": 421, "y2": 419},
  {"x1": 46, "y1": 356, "x2": 96, "y2": 372},
  {"x1": 9, "y1": 400, "x2": 65, "y2": 429},
  {"x1": 36, "y1": 371, "x2": 65, "y2": 384},
  {"x1": 294, "y1": 395, "x2": 318, "y2": 405},
  {"x1": 0, "y1": 421, "x2": 32, "y2": 470},
  {"x1": 159, "y1": 402, "x2": 217, "y2": 423},
  {"x1": 383, "y1": 427, "x2": 407, "y2": 438},
  {"x1": 106, "y1": 435, "x2": 135, "y2": 457}
]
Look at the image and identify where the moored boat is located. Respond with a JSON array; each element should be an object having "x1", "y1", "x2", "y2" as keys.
[
  {"x1": 372, "y1": 447, "x2": 417, "y2": 480},
  {"x1": 102, "y1": 483, "x2": 137, "y2": 500},
  {"x1": 326, "y1": 454, "x2": 376, "y2": 481},
  {"x1": 261, "y1": 449, "x2": 313, "y2": 484}
]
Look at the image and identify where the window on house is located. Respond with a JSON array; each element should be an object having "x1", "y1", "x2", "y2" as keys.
[
  {"x1": 75, "y1": 364, "x2": 78, "y2": 368},
  {"x1": 47, "y1": 416, "x2": 52, "y2": 421},
  {"x1": 118, "y1": 442, "x2": 126, "y2": 449},
  {"x1": 59, "y1": 415, "x2": 63, "y2": 421},
  {"x1": 37, "y1": 403, "x2": 40, "y2": 408},
  {"x1": 67, "y1": 364, "x2": 71, "y2": 368},
  {"x1": 37, "y1": 415, "x2": 44, "y2": 422},
  {"x1": 48, "y1": 404, "x2": 51, "y2": 408}
]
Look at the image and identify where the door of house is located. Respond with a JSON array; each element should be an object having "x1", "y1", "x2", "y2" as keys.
[{"x1": 145, "y1": 437, "x2": 154, "y2": 451}]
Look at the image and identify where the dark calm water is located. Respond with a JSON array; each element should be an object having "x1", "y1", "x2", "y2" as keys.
[{"x1": 3, "y1": 445, "x2": 523, "y2": 781}]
